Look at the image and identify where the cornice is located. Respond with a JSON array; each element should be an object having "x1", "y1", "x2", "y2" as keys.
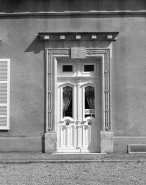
[
  {"x1": 0, "y1": 11, "x2": 146, "y2": 17},
  {"x1": 39, "y1": 32, "x2": 119, "y2": 42}
]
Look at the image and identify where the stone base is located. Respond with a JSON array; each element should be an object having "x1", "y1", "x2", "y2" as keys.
[
  {"x1": 44, "y1": 133, "x2": 57, "y2": 153},
  {"x1": 100, "y1": 131, "x2": 113, "y2": 153}
]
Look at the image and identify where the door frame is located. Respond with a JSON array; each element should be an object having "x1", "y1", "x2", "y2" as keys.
[{"x1": 44, "y1": 47, "x2": 113, "y2": 153}]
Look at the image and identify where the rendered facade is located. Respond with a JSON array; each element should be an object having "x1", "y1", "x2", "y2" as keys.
[{"x1": 0, "y1": 0, "x2": 146, "y2": 153}]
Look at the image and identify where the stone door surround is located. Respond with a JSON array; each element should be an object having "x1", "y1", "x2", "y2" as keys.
[{"x1": 38, "y1": 32, "x2": 119, "y2": 153}]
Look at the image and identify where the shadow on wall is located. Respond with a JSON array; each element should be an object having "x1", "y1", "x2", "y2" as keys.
[
  {"x1": 1, "y1": 0, "x2": 146, "y2": 12},
  {"x1": 25, "y1": 36, "x2": 47, "y2": 138},
  {"x1": 25, "y1": 36, "x2": 44, "y2": 54}
]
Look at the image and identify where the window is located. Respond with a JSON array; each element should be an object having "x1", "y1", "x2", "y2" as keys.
[
  {"x1": 84, "y1": 65, "x2": 94, "y2": 72},
  {"x1": 82, "y1": 63, "x2": 96, "y2": 73},
  {"x1": 0, "y1": 59, "x2": 10, "y2": 130},
  {"x1": 62, "y1": 65, "x2": 73, "y2": 72}
]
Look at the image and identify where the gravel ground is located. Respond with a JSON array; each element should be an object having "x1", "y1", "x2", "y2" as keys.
[{"x1": 0, "y1": 161, "x2": 146, "y2": 185}]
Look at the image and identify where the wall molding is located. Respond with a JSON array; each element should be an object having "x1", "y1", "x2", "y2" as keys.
[{"x1": 0, "y1": 11, "x2": 146, "y2": 17}]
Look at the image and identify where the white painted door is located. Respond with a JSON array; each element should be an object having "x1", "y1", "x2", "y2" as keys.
[{"x1": 57, "y1": 60, "x2": 100, "y2": 153}]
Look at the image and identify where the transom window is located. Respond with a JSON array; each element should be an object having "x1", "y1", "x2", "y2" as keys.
[
  {"x1": 62, "y1": 65, "x2": 73, "y2": 72},
  {"x1": 84, "y1": 65, "x2": 94, "y2": 72}
]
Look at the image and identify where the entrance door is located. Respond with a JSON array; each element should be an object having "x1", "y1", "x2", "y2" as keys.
[{"x1": 57, "y1": 60, "x2": 100, "y2": 153}]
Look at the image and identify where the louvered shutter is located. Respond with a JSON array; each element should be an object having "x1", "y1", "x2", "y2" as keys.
[{"x1": 0, "y1": 59, "x2": 10, "y2": 130}]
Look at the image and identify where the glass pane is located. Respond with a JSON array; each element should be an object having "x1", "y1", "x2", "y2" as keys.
[
  {"x1": 62, "y1": 65, "x2": 73, "y2": 72},
  {"x1": 85, "y1": 86, "x2": 95, "y2": 118},
  {"x1": 84, "y1": 65, "x2": 94, "y2": 72},
  {"x1": 63, "y1": 86, "x2": 73, "y2": 118}
]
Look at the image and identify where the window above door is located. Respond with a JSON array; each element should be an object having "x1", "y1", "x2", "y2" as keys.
[
  {"x1": 58, "y1": 60, "x2": 99, "y2": 78},
  {"x1": 82, "y1": 63, "x2": 96, "y2": 74}
]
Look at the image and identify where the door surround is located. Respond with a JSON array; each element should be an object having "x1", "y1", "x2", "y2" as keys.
[{"x1": 44, "y1": 47, "x2": 113, "y2": 153}]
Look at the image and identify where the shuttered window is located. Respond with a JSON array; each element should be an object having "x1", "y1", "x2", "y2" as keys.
[{"x1": 0, "y1": 59, "x2": 10, "y2": 130}]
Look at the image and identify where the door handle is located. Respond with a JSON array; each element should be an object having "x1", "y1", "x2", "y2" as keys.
[
  {"x1": 88, "y1": 121, "x2": 92, "y2": 126},
  {"x1": 66, "y1": 122, "x2": 70, "y2": 126}
]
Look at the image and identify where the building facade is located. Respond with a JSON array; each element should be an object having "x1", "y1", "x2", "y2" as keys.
[{"x1": 0, "y1": 0, "x2": 146, "y2": 153}]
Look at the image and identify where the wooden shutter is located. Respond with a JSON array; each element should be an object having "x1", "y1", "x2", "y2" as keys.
[{"x1": 0, "y1": 59, "x2": 10, "y2": 130}]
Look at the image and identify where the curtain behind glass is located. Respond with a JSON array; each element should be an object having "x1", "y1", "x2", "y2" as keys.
[
  {"x1": 63, "y1": 86, "x2": 72, "y2": 117},
  {"x1": 85, "y1": 86, "x2": 95, "y2": 109}
]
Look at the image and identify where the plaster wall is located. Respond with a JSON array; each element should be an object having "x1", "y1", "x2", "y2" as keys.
[{"x1": 0, "y1": 15, "x2": 146, "y2": 141}]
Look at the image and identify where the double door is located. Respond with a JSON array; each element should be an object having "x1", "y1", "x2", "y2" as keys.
[{"x1": 57, "y1": 60, "x2": 100, "y2": 153}]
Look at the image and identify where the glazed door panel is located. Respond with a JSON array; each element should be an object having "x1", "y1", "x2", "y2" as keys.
[
  {"x1": 77, "y1": 80, "x2": 99, "y2": 153},
  {"x1": 57, "y1": 81, "x2": 77, "y2": 152}
]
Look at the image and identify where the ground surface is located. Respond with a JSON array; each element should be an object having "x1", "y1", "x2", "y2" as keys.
[
  {"x1": 0, "y1": 161, "x2": 146, "y2": 185},
  {"x1": 1, "y1": 152, "x2": 146, "y2": 161}
]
